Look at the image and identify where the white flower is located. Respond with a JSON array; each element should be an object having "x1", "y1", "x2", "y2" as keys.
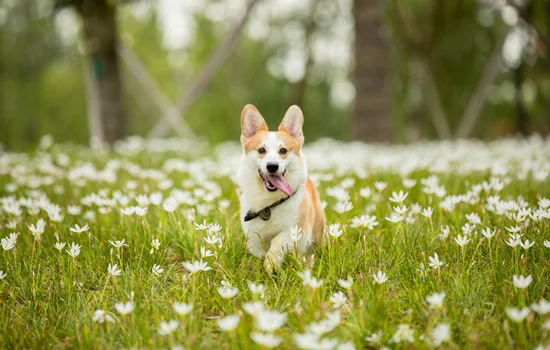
[
  {"x1": 294, "y1": 333, "x2": 338, "y2": 349},
  {"x1": 461, "y1": 223, "x2": 475, "y2": 235},
  {"x1": 162, "y1": 197, "x2": 178, "y2": 213},
  {"x1": 250, "y1": 332, "x2": 282, "y2": 348},
  {"x1": 505, "y1": 225, "x2": 522, "y2": 233},
  {"x1": 454, "y1": 234, "x2": 470, "y2": 247},
  {"x1": 28, "y1": 218, "x2": 46, "y2": 235},
  {"x1": 329, "y1": 291, "x2": 347, "y2": 308},
  {"x1": 428, "y1": 253, "x2": 444, "y2": 270},
  {"x1": 107, "y1": 263, "x2": 121, "y2": 277},
  {"x1": 120, "y1": 207, "x2": 135, "y2": 215},
  {"x1": 150, "y1": 237, "x2": 160, "y2": 254},
  {"x1": 290, "y1": 225, "x2": 302, "y2": 242},
  {"x1": 439, "y1": 225, "x2": 450, "y2": 239},
  {"x1": 66, "y1": 242, "x2": 82, "y2": 258},
  {"x1": 403, "y1": 178, "x2": 417, "y2": 188},
  {"x1": 421, "y1": 207, "x2": 433, "y2": 218},
  {"x1": 365, "y1": 330, "x2": 383, "y2": 345},
  {"x1": 200, "y1": 246, "x2": 214, "y2": 258},
  {"x1": 67, "y1": 205, "x2": 82, "y2": 215},
  {"x1": 390, "y1": 324, "x2": 415, "y2": 344},
  {"x1": 372, "y1": 270, "x2": 388, "y2": 284},
  {"x1": 255, "y1": 310, "x2": 287, "y2": 332},
  {"x1": 152, "y1": 264, "x2": 164, "y2": 276},
  {"x1": 431, "y1": 323, "x2": 451, "y2": 347},
  {"x1": 115, "y1": 301, "x2": 134, "y2": 315},
  {"x1": 1, "y1": 234, "x2": 17, "y2": 251},
  {"x1": 134, "y1": 206, "x2": 148, "y2": 216},
  {"x1": 298, "y1": 269, "x2": 324, "y2": 289},
  {"x1": 505, "y1": 237, "x2": 520, "y2": 247},
  {"x1": 337, "y1": 276, "x2": 353, "y2": 289},
  {"x1": 505, "y1": 307, "x2": 530, "y2": 322},
  {"x1": 194, "y1": 220, "x2": 210, "y2": 231},
  {"x1": 183, "y1": 260, "x2": 212, "y2": 273},
  {"x1": 385, "y1": 213, "x2": 404, "y2": 223},
  {"x1": 530, "y1": 299, "x2": 550, "y2": 315},
  {"x1": 544, "y1": 240, "x2": 550, "y2": 248},
  {"x1": 350, "y1": 215, "x2": 378, "y2": 230},
  {"x1": 337, "y1": 341, "x2": 355, "y2": 350},
  {"x1": 248, "y1": 282, "x2": 266, "y2": 295},
  {"x1": 208, "y1": 223, "x2": 223, "y2": 234},
  {"x1": 359, "y1": 187, "x2": 371, "y2": 198},
  {"x1": 481, "y1": 227, "x2": 496, "y2": 239},
  {"x1": 204, "y1": 235, "x2": 221, "y2": 245},
  {"x1": 374, "y1": 181, "x2": 387, "y2": 191},
  {"x1": 465, "y1": 212, "x2": 481, "y2": 225},
  {"x1": 69, "y1": 223, "x2": 89, "y2": 234},
  {"x1": 108, "y1": 239, "x2": 128, "y2": 248},
  {"x1": 217, "y1": 286, "x2": 238, "y2": 299},
  {"x1": 512, "y1": 274, "x2": 532, "y2": 289},
  {"x1": 218, "y1": 315, "x2": 240, "y2": 331},
  {"x1": 243, "y1": 301, "x2": 266, "y2": 316},
  {"x1": 54, "y1": 242, "x2": 66, "y2": 252},
  {"x1": 158, "y1": 320, "x2": 179, "y2": 335},
  {"x1": 92, "y1": 310, "x2": 114, "y2": 323},
  {"x1": 0, "y1": 270, "x2": 6, "y2": 280},
  {"x1": 173, "y1": 302, "x2": 193, "y2": 315},
  {"x1": 389, "y1": 190, "x2": 408, "y2": 203},
  {"x1": 426, "y1": 292, "x2": 446, "y2": 309},
  {"x1": 519, "y1": 239, "x2": 534, "y2": 249},
  {"x1": 333, "y1": 201, "x2": 353, "y2": 214},
  {"x1": 393, "y1": 205, "x2": 409, "y2": 215},
  {"x1": 327, "y1": 223, "x2": 343, "y2": 238}
]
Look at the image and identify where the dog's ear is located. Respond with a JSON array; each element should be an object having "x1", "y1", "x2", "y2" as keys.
[
  {"x1": 241, "y1": 104, "x2": 268, "y2": 140},
  {"x1": 279, "y1": 105, "x2": 304, "y2": 142}
]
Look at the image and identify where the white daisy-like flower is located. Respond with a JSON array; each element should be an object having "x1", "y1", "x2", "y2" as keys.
[
  {"x1": 114, "y1": 301, "x2": 134, "y2": 315},
  {"x1": 372, "y1": 270, "x2": 388, "y2": 284},
  {"x1": 337, "y1": 276, "x2": 353, "y2": 290},
  {"x1": 512, "y1": 274, "x2": 532, "y2": 289},
  {"x1": 173, "y1": 302, "x2": 193, "y2": 315},
  {"x1": 158, "y1": 320, "x2": 179, "y2": 335},
  {"x1": 217, "y1": 315, "x2": 240, "y2": 332},
  {"x1": 426, "y1": 292, "x2": 446, "y2": 309},
  {"x1": 152, "y1": 264, "x2": 164, "y2": 276}
]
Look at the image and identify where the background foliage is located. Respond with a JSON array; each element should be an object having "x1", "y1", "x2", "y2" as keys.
[{"x1": 1, "y1": 0, "x2": 549, "y2": 150}]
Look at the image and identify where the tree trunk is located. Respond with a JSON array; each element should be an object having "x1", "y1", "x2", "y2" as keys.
[
  {"x1": 76, "y1": 0, "x2": 126, "y2": 145},
  {"x1": 352, "y1": 0, "x2": 392, "y2": 142}
]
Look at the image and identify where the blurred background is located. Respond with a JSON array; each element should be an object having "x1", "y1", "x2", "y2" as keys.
[{"x1": 1, "y1": 0, "x2": 549, "y2": 150}]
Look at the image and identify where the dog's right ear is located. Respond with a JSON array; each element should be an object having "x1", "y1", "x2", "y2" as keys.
[{"x1": 241, "y1": 104, "x2": 268, "y2": 140}]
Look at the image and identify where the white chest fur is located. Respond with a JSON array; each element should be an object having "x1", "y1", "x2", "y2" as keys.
[{"x1": 240, "y1": 185, "x2": 304, "y2": 258}]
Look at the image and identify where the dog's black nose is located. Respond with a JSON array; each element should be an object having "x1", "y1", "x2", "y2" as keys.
[{"x1": 266, "y1": 162, "x2": 279, "y2": 173}]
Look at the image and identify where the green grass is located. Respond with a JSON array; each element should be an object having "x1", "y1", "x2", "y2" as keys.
[{"x1": 0, "y1": 138, "x2": 549, "y2": 349}]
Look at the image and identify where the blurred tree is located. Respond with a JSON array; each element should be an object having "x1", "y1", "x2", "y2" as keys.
[
  {"x1": 352, "y1": 0, "x2": 392, "y2": 142},
  {"x1": 55, "y1": 0, "x2": 130, "y2": 145}
]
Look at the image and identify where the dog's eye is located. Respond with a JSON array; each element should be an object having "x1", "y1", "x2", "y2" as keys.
[
  {"x1": 258, "y1": 147, "x2": 266, "y2": 154},
  {"x1": 279, "y1": 148, "x2": 287, "y2": 155}
]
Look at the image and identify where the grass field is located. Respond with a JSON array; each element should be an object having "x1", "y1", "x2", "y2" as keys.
[{"x1": 1, "y1": 136, "x2": 549, "y2": 349}]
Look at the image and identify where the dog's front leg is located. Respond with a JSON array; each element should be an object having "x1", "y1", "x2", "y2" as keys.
[
  {"x1": 264, "y1": 232, "x2": 293, "y2": 273},
  {"x1": 247, "y1": 232, "x2": 266, "y2": 259}
]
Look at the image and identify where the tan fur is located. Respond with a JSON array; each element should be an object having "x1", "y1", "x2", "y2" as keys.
[{"x1": 299, "y1": 178, "x2": 326, "y2": 244}]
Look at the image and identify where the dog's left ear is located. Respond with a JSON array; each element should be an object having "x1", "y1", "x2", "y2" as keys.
[{"x1": 279, "y1": 105, "x2": 304, "y2": 143}]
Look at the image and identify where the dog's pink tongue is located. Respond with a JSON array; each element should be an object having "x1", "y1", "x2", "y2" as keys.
[{"x1": 266, "y1": 175, "x2": 293, "y2": 196}]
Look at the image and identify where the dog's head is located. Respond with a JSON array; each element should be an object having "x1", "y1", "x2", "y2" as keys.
[{"x1": 239, "y1": 104, "x2": 307, "y2": 198}]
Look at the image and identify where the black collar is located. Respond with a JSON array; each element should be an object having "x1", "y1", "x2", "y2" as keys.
[{"x1": 244, "y1": 187, "x2": 299, "y2": 222}]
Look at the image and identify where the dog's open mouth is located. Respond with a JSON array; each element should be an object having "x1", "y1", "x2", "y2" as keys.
[{"x1": 258, "y1": 169, "x2": 292, "y2": 196}]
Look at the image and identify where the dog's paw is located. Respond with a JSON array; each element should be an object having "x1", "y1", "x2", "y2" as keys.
[{"x1": 264, "y1": 255, "x2": 282, "y2": 274}]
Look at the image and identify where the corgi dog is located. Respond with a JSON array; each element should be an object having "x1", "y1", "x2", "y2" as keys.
[{"x1": 237, "y1": 104, "x2": 325, "y2": 272}]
